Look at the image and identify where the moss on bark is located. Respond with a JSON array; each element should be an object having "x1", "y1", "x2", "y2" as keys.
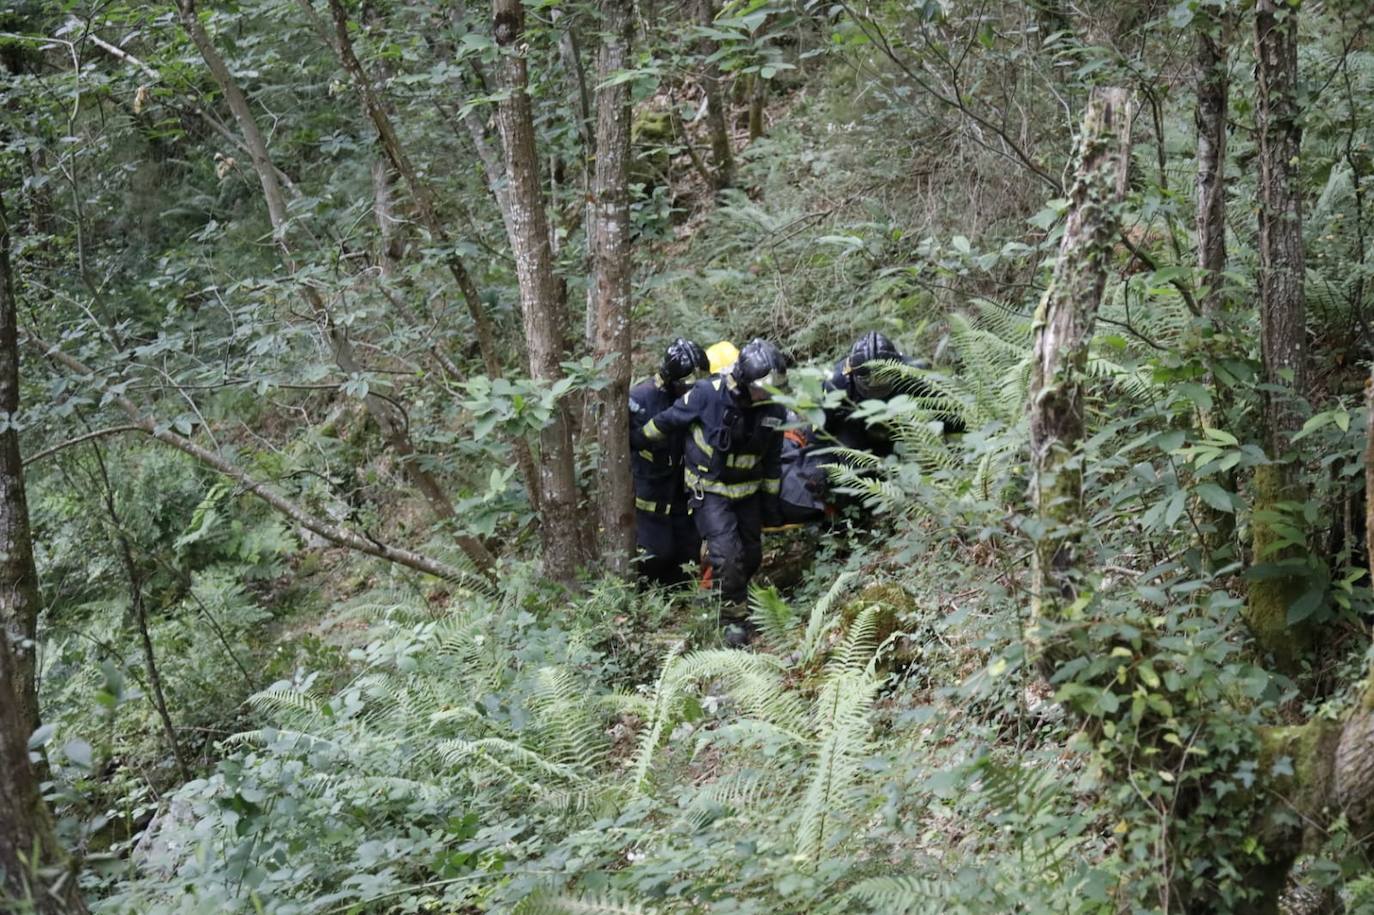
[
  {"x1": 1247, "y1": 463, "x2": 1313, "y2": 669},
  {"x1": 1243, "y1": 721, "x2": 1342, "y2": 913}
]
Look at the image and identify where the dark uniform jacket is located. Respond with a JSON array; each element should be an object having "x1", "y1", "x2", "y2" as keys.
[
  {"x1": 633, "y1": 375, "x2": 785, "y2": 504},
  {"x1": 628, "y1": 375, "x2": 689, "y2": 515},
  {"x1": 822, "y1": 357, "x2": 898, "y2": 457},
  {"x1": 822, "y1": 356, "x2": 963, "y2": 457}
]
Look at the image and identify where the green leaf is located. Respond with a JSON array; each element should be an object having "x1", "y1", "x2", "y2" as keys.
[
  {"x1": 1286, "y1": 588, "x2": 1324, "y2": 625},
  {"x1": 1193, "y1": 482, "x2": 1233, "y2": 513},
  {"x1": 1163, "y1": 489, "x2": 1187, "y2": 527},
  {"x1": 28, "y1": 723, "x2": 56, "y2": 750},
  {"x1": 65, "y1": 738, "x2": 94, "y2": 769}
]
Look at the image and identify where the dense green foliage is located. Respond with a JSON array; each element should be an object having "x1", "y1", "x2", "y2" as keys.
[{"x1": 3, "y1": 0, "x2": 1374, "y2": 912}]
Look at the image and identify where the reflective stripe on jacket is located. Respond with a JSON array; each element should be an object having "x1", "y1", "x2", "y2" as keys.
[
  {"x1": 628, "y1": 375, "x2": 688, "y2": 515},
  {"x1": 633, "y1": 375, "x2": 784, "y2": 502}
]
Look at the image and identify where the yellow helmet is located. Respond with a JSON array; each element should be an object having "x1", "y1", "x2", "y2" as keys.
[{"x1": 705, "y1": 340, "x2": 739, "y2": 375}]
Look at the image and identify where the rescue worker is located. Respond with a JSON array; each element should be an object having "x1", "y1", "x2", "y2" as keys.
[
  {"x1": 822, "y1": 330, "x2": 961, "y2": 457},
  {"x1": 628, "y1": 338, "x2": 709, "y2": 586},
  {"x1": 633, "y1": 338, "x2": 789, "y2": 645}
]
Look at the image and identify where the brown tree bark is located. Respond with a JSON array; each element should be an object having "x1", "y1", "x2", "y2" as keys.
[
  {"x1": 589, "y1": 0, "x2": 636, "y2": 574},
  {"x1": 492, "y1": 0, "x2": 590, "y2": 582},
  {"x1": 320, "y1": 0, "x2": 543, "y2": 513},
  {"x1": 1247, "y1": 0, "x2": 1309, "y2": 665},
  {"x1": 1254, "y1": 0, "x2": 1307, "y2": 452},
  {"x1": 0, "y1": 191, "x2": 42, "y2": 737},
  {"x1": 1194, "y1": 9, "x2": 1236, "y2": 562},
  {"x1": 0, "y1": 194, "x2": 87, "y2": 915},
  {"x1": 174, "y1": 0, "x2": 495, "y2": 574},
  {"x1": 1195, "y1": 18, "x2": 1228, "y2": 318},
  {"x1": 1026, "y1": 87, "x2": 1133, "y2": 668},
  {"x1": 694, "y1": 0, "x2": 734, "y2": 188}
]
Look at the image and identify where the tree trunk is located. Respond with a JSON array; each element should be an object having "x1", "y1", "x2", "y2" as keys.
[
  {"x1": 1026, "y1": 87, "x2": 1133, "y2": 669},
  {"x1": 1195, "y1": 20, "x2": 1228, "y2": 318},
  {"x1": 1248, "y1": 0, "x2": 1309, "y2": 666},
  {"x1": 748, "y1": 72, "x2": 766, "y2": 141},
  {"x1": 1241, "y1": 371, "x2": 1374, "y2": 910},
  {"x1": 492, "y1": 0, "x2": 590, "y2": 583},
  {"x1": 695, "y1": 0, "x2": 734, "y2": 189},
  {"x1": 0, "y1": 637, "x2": 86, "y2": 915},
  {"x1": 589, "y1": 0, "x2": 636, "y2": 575},
  {"x1": 321, "y1": 0, "x2": 543, "y2": 513},
  {"x1": 0, "y1": 191, "x2": 42, "y2": 737},
  {"x1": 0, "y1": 194, "x2": 87, "y2": 915},
  {"x1": 552, "y1": 8, "x2": 595, "y2": 159},
  {"x1": 371, "y1": 157, "x2": 404, "y2": 276},
  {"x1": 175, "y1": 0, "x2": 495, "y2": 574},
  {"x1": 1194, "y1": 10, "x2": 1237, "y2": 563}
]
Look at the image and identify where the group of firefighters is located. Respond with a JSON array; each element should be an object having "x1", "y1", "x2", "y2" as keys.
[{"x1": 626, "y1": 331, "x2": 929, "y2": 646}]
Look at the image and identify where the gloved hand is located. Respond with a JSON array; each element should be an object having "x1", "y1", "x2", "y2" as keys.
[{"x1": 761, "y1": 494, "x2": 784, "y2": 529}]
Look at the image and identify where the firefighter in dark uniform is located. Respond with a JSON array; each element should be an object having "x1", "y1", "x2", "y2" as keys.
[
  {"x1": 633, "y1": 338, "x2": 789, "y2": 645},
  {"x1": 628, "y1": 338, "x2": 709, "y2": 586},
  {"x1": 822, "y1": 330, "x2": 963, "y2": 457}
]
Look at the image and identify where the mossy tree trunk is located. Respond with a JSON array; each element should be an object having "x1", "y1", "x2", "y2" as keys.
[
  {"x1": 0, "y1": 191, "x2": 87, "y2": 915},
  {"x1": 694, "y1": 0, "x2": 734, "y2": 189},
  {"x1": 1026, "y1": 87, "x2": 1133, "y2": 669},
  {"x1": 0, "y1": 191, "x2": 41, "y2": 735},
  {"x1": 1242, "y1": 370, "x2": 1374, "y2": 910},
  {"x1": 1248, "y1": 0, "x2": 1310, "y2": 665}
]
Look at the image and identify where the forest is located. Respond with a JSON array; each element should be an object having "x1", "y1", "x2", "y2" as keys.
[{"x1": 1, "y1": 0, "x2": 1373, "y2": 912}]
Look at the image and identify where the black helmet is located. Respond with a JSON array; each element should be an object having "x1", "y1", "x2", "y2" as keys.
[
  {"x1": 847, "y1": 331, "x2": 902, "y2": 370},
  {"x1": 733, "y1": 337, "x2": 788, "y2": 388},
  {"x1": 847, "y1": 331, "x2": 905, "y2": 399},
  {"x1": 660, "y1": 337, "x2": 708, "y2": 382}
]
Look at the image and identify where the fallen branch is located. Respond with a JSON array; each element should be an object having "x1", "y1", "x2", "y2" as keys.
[{"x1": 23, "y1": 424, "x2": 141, "y2": 465}]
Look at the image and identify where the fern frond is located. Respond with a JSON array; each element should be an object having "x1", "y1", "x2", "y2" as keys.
[
  {"x1": 248, "y1": 682, "x2": 330, "y2": 732},
  {"x1": 514, "y1": 890, "x2": 656, "y2": 915},
  {"x1": 438, "y1": 737, "x2": 581, "y2": 796},
  {"x1": 748, "y1": 585, "x2": 799, "y2": 654},
  {"x1": 796, "y1": 668, "x2": 877, "y2": 860},
  {"x1": 223, "y1": 727, "x2": 341, "y2": 753},
  {"x1": 531, "y1": 667, "x2": 610, "y2": 773},
  {"x1": 631, "y1": 648, "x2": 806, "y2": 792},
  {"x1": 828, "y1": 605, "x2": 883, "y2": 674},
  {"x1": 801, "y1": 570, "x2": 858, "y2": 665},
  {"x1": 841, "y1": 874, "x2": 949, "y2": 914},
  {"x1": 674, "y1": 767, "x2": 776, "y2": 830},
  {"x1": 630, "y1": 647, "x2": 686, "y2": 792}
]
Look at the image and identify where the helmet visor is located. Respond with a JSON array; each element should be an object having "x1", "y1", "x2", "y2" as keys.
[
  {"x1": 748, "y1": 369, "x2": 787, "y2": 397},
  {"x1": 852, "y1": 365, "x2": 894, "y2": 400}
]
